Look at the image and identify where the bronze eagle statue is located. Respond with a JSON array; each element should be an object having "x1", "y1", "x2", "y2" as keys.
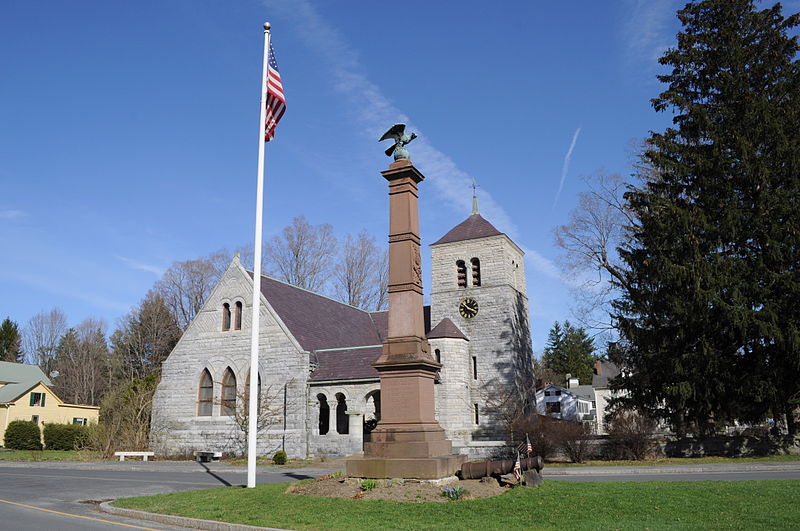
[{"x1": 379, "y1": 123, "x2": 417, "y2": 161}]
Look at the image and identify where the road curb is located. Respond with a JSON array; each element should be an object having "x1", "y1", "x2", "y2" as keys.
[
  {"x1": 543, "y1": 462, "x2": 800, "y2": 475},
  {"x1": 100, "y1": 501, "x2": 292, "y2": 531}
]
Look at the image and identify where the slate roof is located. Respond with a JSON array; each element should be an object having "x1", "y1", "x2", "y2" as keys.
[
  {"x1": 249, "y1": 273, "x2": 433, "y2": 382},
  {"x1": 431, "y1": 214, "x2": 504, "y2": 245},
  {"x1": 592, "y1": 361, "x2": 621, "y2": 388},
  {"x1": 428, "y1": 318, "x2": 468, "y2": 340},
  {"x1": 0, "y1": 361, "x2": 52, "y2": 403}
]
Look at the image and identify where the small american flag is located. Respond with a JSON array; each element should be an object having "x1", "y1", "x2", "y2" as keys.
[
  {"x1": 526, "y1": 434, "x2": 533, "y2": 455},
  {"x1": 264, "y1": 42, "x2": 286, "y2": 142},
  {"x1": 513, "y1": 452, "x2": 521, "y2": 480}
]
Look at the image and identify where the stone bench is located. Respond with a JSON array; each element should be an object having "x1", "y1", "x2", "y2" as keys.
[
  {"x1": 114, "y1": 451, "x2": 154, "y2": 461},
  {"x1": 194, "y1": 451, "x2": 222, "y2": 463}
]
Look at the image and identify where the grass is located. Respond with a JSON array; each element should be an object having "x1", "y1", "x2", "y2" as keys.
[
  {"x1": 544, "y1": 454, "x2": 800, "y2": 467},
  {"x1": 114, "y1": 479, "x2": 800, "y2": 530},
  {"x1": 0, "y1": 449, "x2": 102, "y2": 461},
  {"x1": 225, "y1": 456, "x2": 321, "y2": 468}
]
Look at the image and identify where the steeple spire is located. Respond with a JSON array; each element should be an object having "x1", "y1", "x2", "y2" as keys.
[{"x1": 471, "y1": 178, "x2": 479, "y2": 215}]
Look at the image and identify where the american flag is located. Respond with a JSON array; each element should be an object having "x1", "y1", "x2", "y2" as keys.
[
  {"x1": 513, "y1": 452, "x2": 521, "y2": 480},
  {"x1": 526, "y1": 434, "x2": 533, "y2": 455},
  {"x1": 264, "y1": 42, "x2": 286, "y2": 142}
]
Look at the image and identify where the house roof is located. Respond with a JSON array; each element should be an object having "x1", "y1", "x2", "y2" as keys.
[
  {"x1": 248, "y1": 272, "x2": 433, "y2": 382},
  {"x1": 592, "y1": 361, "x2": 621, "y2": 388},
  {"x1": 431, "y1": 214, "x2": 504, "y2": 245},
  {"x1": 428, "y1": 318, "x2": 468, "y2": 340},
  {"x1": 0, "y1": 361, "x2": 53, "y2": 404},
  {"x1": 539, "y1": 383, "x2": 594, "y2": 402}
]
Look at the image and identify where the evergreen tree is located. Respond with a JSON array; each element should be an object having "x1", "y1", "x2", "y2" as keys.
[
  {"x1": 613, "y1": 1, "x2": 800, "y2": 434},
  {"x1": 542, "y1": 321, "x2": 596, "y2": 384},
  {"x1": 0, "y1": 317, "x2": 23, "y2": 362}
]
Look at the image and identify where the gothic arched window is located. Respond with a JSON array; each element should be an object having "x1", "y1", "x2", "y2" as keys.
[
  {"x1": 456, "y1": 260, "x2": 467, "y2": 288},
  {"x1": 221, "y1": 368, "x2": 236, "y2": 416},
  {"x1": 471, "y1": 257, "x2": 481, "y2": 287},
  {"x1": 234, "y1": 301, "x2": 243, "y2": 330},
  {"x1": 197, "y1": 369, "x2": 213, "y2": 416},
  {"x1": 222, "y1": 303, "x2": 231, "y2": 331},
  {"x1": 244, "y1": 370, "x2": 262, "y2": 412}
]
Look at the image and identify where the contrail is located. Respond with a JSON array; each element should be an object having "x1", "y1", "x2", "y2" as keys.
[{"x1": 553, "y1": 126, "x2": 582, "y2": 210}]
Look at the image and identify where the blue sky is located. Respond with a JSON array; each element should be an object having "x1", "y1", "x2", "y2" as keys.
[{"x1": 3, "y1": 0, "x2": 779, "y2": 354}]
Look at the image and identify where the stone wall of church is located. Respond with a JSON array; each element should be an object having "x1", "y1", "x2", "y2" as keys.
[
  {"x1": 431, "y1": 337, "x2": 473, "y2": 444},
  {"x1": 151, "y1": 261, "x2": 309, "y2": 459},
  {"x1": 429, "y1": 235, "x2": 533, "y2": 442},
  {"x1": 307, "y1": 381, "x2": 380, "y2": 457}
]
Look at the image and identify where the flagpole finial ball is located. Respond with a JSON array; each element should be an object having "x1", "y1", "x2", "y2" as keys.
[{"x1": 263, "y1": 22, "x2": 271, "y2": 30}]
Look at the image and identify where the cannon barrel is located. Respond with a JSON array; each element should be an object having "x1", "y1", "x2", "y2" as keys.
[{"x1": 460, "y1": 456, "x2": 544, "y2": 479}]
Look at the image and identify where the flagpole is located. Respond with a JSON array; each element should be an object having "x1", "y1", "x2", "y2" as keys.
[{"x1": 247, "y1": 21, "x2": 271, "y2": 490}]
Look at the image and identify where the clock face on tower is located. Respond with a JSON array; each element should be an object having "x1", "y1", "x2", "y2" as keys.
[{"x1": 459, "y1": 298, "x2": 479, "y2": 319}]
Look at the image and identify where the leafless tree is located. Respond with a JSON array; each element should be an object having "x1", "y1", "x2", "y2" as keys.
[
  {"x1": 373, "y1": 247, "x2": 389, "y2": 311},
  {"x1": 333, "y1": 231, "x2": 388, "y2": 310},
  {"x1": 553, "y1": 172, "x2": 634, "y2": 334},
  {"x1": 53, "y1": 318, "x2": 110, "y2": 405},
  {"x1": 265, "y1": 216, "x2": 337, "y2": 293},
  {"x1": 23, "y1": 308, "x2": 67, "y2": 375},
  {"x1": 110, "y1": 290, "x2": 181, "y2": 383}
]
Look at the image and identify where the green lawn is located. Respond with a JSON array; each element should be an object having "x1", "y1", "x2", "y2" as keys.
[
  {"x1": 545, "y1": 454, "x2": 800, "y2": 467},
  {"x1": 0, "y1": 450, "x2": 101, "y2": 461},
  {"x1": 114, "y1": 479, "x2": 800, "y2": 530}
]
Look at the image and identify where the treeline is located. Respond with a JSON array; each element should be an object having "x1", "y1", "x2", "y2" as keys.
[
  {"x1": 554, "y1": 1, "x2": 800, "y2": 436},
  {"x1": 0, "y1": 215, "x2": 387, "y2": 409}
]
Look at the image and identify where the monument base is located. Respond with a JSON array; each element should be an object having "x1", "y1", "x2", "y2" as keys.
[{"x1": 346, "y1": 454, "x2": 466, "y2": 479}]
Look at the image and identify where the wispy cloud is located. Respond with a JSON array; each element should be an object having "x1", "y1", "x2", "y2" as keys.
[
  {"x1": 4, "y1": 270, "x2": 130, "y2": 313},
  {"x1": 553, "y1": 127, "x2": 581, "y2": 210},
  {"x1": 116, "y1": 255, "x2": 165, "y2": 276},
  {"x1": 623, "y1": 0, "x2": 677, "y2": 67},
  {"x1": 0, "y1": 209, "x2": 26, "y2": 219}
]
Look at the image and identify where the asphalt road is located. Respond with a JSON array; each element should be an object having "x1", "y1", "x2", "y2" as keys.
[{"x1": 1, "y1": 460, "x2": 798, "y2": 530}]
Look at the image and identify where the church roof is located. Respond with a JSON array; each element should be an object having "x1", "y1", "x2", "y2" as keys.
[
  {"x1": 431, "y1": 214, "x2": 504, "y2": 245},
  {"x1": 309, "y1": 346, "x2": 383, "y2": 382},
  {"x1": 427, "y1": 318, "x2": 468, "y2": 340}
]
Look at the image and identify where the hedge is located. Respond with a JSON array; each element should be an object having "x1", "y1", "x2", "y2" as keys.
[
  {"x1": 4, "y1": 420, "x2": 42, "y2": 450},
  {"x1": 43, "y1": 423, "x2": 89, "y2": 450}
]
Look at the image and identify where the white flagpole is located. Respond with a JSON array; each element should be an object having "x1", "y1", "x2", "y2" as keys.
[{"x1": 247, "y1": 21, "x2": 271, "y2": 490}]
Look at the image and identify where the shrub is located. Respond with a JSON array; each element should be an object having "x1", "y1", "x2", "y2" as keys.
[
  {"x1": 43, "y1": 423, "x2": 89, "y2": 450},
  {"x1": 272, "y1": 450, "x2": 287, "y2": 465},
  {"x1": 510, "y1": 415, "x2": 557, "y2": 460},
  {"x1": 550, "y1": 421, "x2": 593, "y2": 463},
  {"x1": 606, "y1": 409, "x2": 657, "y2": 460},
  {"x1": 4, "y1": 420, "x2": 42, "y2": 450},
  {"x1": 360, "y1": 479, "x2": 379, "y2": 491},
  {"x1": 441, "y1": 486, "x2": 469, "y2": 500}
]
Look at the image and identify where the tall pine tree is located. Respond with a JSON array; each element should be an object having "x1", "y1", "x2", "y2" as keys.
[
  {"x1": 542, "y1": 321, "x2": 596, "y2": 384},
  {"x1": 0, "y1": 318, "x2": 23, "y2": 363},
  {"x1": 613, "y1": 1, "x2": 800, "y2": 435}
]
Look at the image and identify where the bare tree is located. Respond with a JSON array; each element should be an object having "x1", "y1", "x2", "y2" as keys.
[
  {"x1": 54, "y1": 318, "x2": 110, "y2": 405},
  {"x1": 155, "y1": 249, "x2": 230, "y2": 330},
  {"x1": 553, "y1": 172, "x2": 634, "y2": 334},
  {"x1": 110, "y1": 290, "x2": 181, "y2": 383},
  {"x1": 333, "y1": 231, "x2": 388, "y2": 310},
  {"x1": 23, "y1": 308, "x2": 67, "y2": 375},
  {"x1": 373, "y1": 247, "x2": 389, "y2": 311},
  {"x1": 265, "y1": 216, "x2": 337, "y2": 293}
]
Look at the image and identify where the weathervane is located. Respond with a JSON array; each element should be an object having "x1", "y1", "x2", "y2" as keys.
[{"x1": 379, "y1": 123, "x2": 417, "y2": 161}]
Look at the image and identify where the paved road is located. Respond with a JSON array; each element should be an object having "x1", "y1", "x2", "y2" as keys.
[
  {"x1": 0, "y1": 461, "x2": 330, "y2": 530},
  {"x1": 1, "y1": 460, "x2": 798, "y2": 530}
]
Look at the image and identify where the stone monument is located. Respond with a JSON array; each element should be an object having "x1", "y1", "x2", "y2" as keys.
[{"x1": 346, "y1": 124, "x2": 466, "y2": 479}]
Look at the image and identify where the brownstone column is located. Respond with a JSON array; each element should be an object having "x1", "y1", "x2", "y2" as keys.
[{"x1": 346, "y1": 159, "x2": 465, "y2": 479}]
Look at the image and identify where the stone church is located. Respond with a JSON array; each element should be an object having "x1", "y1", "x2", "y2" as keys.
[{"x1": 151, "y1": 203, "x2": 534, "y2": 459}]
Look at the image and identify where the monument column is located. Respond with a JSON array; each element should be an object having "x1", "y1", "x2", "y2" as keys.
[{"x1": 346, "y1": 124, "x2": 465, "y2": 479}]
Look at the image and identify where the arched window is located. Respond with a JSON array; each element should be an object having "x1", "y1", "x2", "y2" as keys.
[
  {"x1": 221, "y1": 368, "x2": 236, "y2": 416},
  {"x1": 471, "y1": 257, "x2": 481, "y2": 287},
  {"x1": 456, "y1": 260, "x2": 467, "y2": 288},
  {"x1": 234, "y1": 301, "x2": 243, "y2": 330},
  {"x1": 318, "y1": 394, "x2": 330, "y2": 435},
  {"x1": 335, "y1": 393, "x2": 348, "y2": 434},
  {"x1": 364, "y1": 390, "x2": 381, "y2": 436},
  {"x1": 222, "y1": 303, "x2": 231, "y2": 331},
  {"x1": 244, "y1": 370, "x2": 262, "y2": 413},
  {"x1": 197, "y1": 369, "x2": 213, "y2": 416}
]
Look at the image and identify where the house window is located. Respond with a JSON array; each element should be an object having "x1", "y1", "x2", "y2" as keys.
[
  {"x1": 546, "y1": 402, "x2": 561, "y2": 414},
  {"x1": 471, "y1": 257, "x2": 481, "y2": 286},
  {"x1": 555, "y1": 390, "x2": 561, "y2": 396},
  {"x1": 198, "y1": 369, "x2": 214, "y2": 416},
  {"x1": 456, "y1": 260, "x2": 467, "y2": 288},
  {"x1": 544, "y1": 390, "x2": 551, "y2": 397},
  {"x1": 472, "y1": 356, "x2": 477, "y2": 380},
  {"x1": 222, "y1": 303, "x2": 231, "y2": 331},
  {"x1": 318, "y1": 394, "x2": 329, "y2": 435},
  {"x1": 29, "y1": 392, "x2": 46, "y2": 407},
  {"x1": 335, "y1": 393, "x2": 348, "y2": 434},
  {"x1": 72, "y1": 418, "x2": 87, "y2": 425},
  {"x1": 474, "y1": 403, "x2": 480, "y2": 424},
  {"x1": 578, "y1": 402, "x2": 588, "y2": 414},
  {"x1": 221, "y1": 368, "x2": 236, "y2": 416},
  {"x1": 234, "y1": 301, "x2": 243, "y2": 330},
  {"x1": 31, "y1": 415, "x2": 39, "y2": 424}
]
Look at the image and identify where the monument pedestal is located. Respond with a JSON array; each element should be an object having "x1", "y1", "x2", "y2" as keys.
[{"x1": 346, "y1": 156, "x2": 465, "y2": 479}]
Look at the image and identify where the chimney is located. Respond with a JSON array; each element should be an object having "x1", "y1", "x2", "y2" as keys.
[
  {"x1": 595, "y1": 359, "x2": 603, "y2": 376},
  {"x1": 566, "y1": 373, "x2": 579, "y2": 389}
]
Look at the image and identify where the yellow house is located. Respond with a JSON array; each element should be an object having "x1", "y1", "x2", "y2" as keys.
[{"x1": 0, "y1": 361, "x2": 100, "y2": 446}]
